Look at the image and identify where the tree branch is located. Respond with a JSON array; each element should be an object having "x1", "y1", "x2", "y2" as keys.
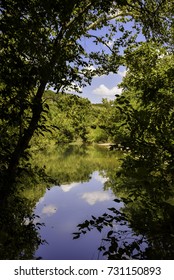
[{"x1": 86, "y1": 10, "x2": 127, "y2": 31}]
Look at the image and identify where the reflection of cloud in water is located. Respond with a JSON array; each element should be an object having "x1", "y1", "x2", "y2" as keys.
[
  {"x1": 92, "y1": 172, "x2": 108, "y2": 184},
  {"x1": 82, "y1": 191, "x2": 112, "y2": 205},
  {"x1": 42, "y1": 204, "x2": 57, "y2": 216},
  {"x1": 61, "y1": 182, "x2": 80, "y2": 192},
  {"x1": 36, "y1": 196, "x2": 45, "y2": 206}
]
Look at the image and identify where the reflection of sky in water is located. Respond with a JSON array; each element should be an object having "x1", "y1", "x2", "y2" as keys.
[
  {"x1": 82, "y1": 191, "x2": 112, "y2": 205},
  {"x1": 34, "y1": 171, "x2": 120, "y2": 260},
  {"x1": 42, "y1": 204, "x2": 58, "y2": 216},
  {"x1": 61, "y1": 182, "x2": 81, "y2": 192}
]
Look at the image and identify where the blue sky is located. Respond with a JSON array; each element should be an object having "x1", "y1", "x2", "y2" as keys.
[
  {"x1": 81, "y1": 65, "x2": 126, "y2": 103},
  {"x1": 77, "y1": 22, "x2": 127, "y2": 103},
  {"x1": 71, "y1": 19, "x2": 144, "y2": 104},
  {"x1": 66, "y1": 18, "x2": 145, "y2": 104}
]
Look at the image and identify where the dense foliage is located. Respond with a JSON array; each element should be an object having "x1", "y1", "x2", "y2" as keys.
[
  {"x1": 73, "y1": 14, "x2": 174, "y2": 259},
  {"x1": 1, "y1": 0, "x2": 173, "y2": 177},
  {"x1": 105, "y1": 43, "x2": 174, "y2": 176},
  {"x1": 31, "y1": 92, "x2": 117, "y2": 147},
  {"x1": 1, "y1": 0, "x2": 174, "y2": 260}
]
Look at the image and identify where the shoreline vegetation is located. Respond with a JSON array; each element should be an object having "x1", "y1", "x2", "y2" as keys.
[
  {"x1": 29, "y1": 90, "x2": 134, "y2": 154},
  {"x1": 30, "y1": 92, "x2": 123, "y2": 151},
  {"x1": 1, "y1": 0, "x2": 174, "y2": 260}
]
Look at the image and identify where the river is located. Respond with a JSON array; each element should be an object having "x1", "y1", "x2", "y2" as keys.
[
  {"x1": 1, "y1": 144, "x2": 174, "y2": 259},
  {"x1": 33, "y1": 144, "x2": 123, "y2": 259}
]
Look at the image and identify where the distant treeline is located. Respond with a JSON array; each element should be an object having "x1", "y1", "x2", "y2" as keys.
[{"x1": 31, "y1": 90, "x2": 119, "y2": 149}]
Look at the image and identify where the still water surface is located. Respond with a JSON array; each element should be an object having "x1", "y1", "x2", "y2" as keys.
[
  {"x1": 34, "y1": 145, "x2": 123, "y2": 259},
  {"x1": 33, "y1": 144, "x2": 174, "y2": 259},
  {"x1": 1, "y1": 144, "x2": 174, "y2": 259},
  {"x1": 35, "y1": 172, "x2": 117, "y2": 259}
]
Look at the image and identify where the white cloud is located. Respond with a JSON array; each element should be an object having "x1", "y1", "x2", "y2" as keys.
[
  {"x1": 93, "y1": 172, "x2": 108, "y2": 184},
  {"x1": 118, "y1": 70, "x2": 127, "y2": 78},
  {"x1": 93, "y1": 84, "x2": 122, "y2": 96},
  {"x1": 81, "y1": 191, "x2": 112, "y2": 205},
  {"x1": 61, "y1": 182, "x2": 80, "y2": 192},
  {"x1": 93, "y1": 73, "x2": 107, "y2": 79},
  {"x1": 36, "y1": 196, "x2": 45, "y2": 206},
  {"x1": 42, "y1": 204, "x2": 57, "y2": 216}
]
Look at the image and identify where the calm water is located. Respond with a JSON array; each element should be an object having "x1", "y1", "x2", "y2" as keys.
[
  {"x1": 1, "y1": 144, "x2": 174, "y2": 259},
  {"x1": 32, "y1": 144, "x2": 174, "y2": 259},
  {"x1": 34, "y1": 145, "x2": 123, "y2": 259},
  {"x1": 35, "y1": 171, "x2": 117, "y2": 259}
]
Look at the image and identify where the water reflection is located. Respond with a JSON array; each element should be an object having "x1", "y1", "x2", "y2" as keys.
[
  {"x1": 34, "y1": 171, "x2": 117, "y2": 260},
  {"x1": 1, "y1": 144, "x2": 174, "y2": 259},
  {"x1": 0, "y1": 144, "x2": 121, "y2": 260},
  {"x1": 0, "y1": 162, "x2": 54, "y2": 259},
  {"x1": 75, "y1": 154, "x2": 174, "y2": 259},
  {"x1": 0, "y1": 191, "x2": 43, "y2": 259}
]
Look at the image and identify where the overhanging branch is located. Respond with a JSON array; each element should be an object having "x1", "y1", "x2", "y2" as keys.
[{"x1": 86, "y1": 10, "x2": 127, "y2": 31}]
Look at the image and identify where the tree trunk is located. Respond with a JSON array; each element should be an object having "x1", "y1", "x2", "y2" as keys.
[{"x1": 7, "y1": 81, "x2": 47, "y2": 178}]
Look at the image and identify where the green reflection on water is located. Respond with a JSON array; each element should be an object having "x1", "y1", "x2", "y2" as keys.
[
  {"x1": 2, "y1": 143, "x2": 174, "y2": 259},
  {"x1": 75, "y1": 154, "x2": 174, "y2": 259},
  {"x1": 32, "y1": 144, "x2": 122, "y2": 185},
  {"x1": 0, "y1": 144, "x2": 121, "y2": 259}
]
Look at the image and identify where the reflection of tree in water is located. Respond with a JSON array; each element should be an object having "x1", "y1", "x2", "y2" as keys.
[
  {"x1": 74, "y1": 155, "x2": 174, "y2": 259},
  {"x1": 0, "y1": 144, "x2": 120, "y2": 259},
  {"x1": 0, "y1": 192, "x2": 43, "y2": 259},
  {"x1": 34, "y1": 144, "x2": 121, "y2": 185},
  {"x1": 0, "y1": 167, "x2": 48, "y2": 260}
]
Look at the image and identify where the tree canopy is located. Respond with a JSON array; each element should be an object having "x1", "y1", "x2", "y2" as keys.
[
  {"x1": 0, "y1": 0, "x2": 173, "y2": 180},
  {"x1": 1, "y1": 0, "x2": 174, "y2": 261}
]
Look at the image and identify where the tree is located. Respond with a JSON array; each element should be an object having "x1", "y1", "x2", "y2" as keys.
[
  {"x1": 41, "y1": 92, "x2": 92, "y2": 143},
  {"x1": 0, "y1": 0, "x2": 172, "y2": 179},
  {"x1": 113, "y1": 42, "x2": 174, "y2": 168},
  {"x1": 73, "y1": 157, "x2": 174, "y2": 259}
]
